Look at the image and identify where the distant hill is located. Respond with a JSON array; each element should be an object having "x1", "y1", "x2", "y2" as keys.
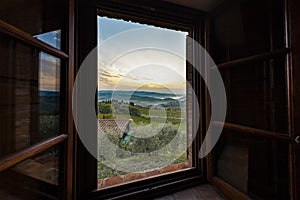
[
  {"x1": 39, "y1": 91, "x2": 60, "y2": 97},
  {"x1": 39, "y1": 91, "x2": 60, "y2": 115},
  {"x1": 98, "y1": 90, "x2": 186, "y2": 108},
  {"x1": 38, "y1": 90, "x2": 186, "y2": 113}
]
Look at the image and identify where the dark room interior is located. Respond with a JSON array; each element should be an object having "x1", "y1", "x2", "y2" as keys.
[{"x1": 0, "y1": 0, "x2": 299, "y2": 199}]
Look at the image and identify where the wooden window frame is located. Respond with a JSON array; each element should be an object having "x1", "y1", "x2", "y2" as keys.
[
  {"x1": 0, "y1": 21, "x2": 69, "y2": 171},
  {"x1": 75, "y1": 0, "x2": 208, "y2": 199}
]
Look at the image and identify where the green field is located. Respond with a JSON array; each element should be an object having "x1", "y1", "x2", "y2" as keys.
[
  {"x1": 97, "y1": 101, "x2": 186, "y2": 126},
  {"x1": 97, "y1": 101, "x2": 188, "y2": 179}
]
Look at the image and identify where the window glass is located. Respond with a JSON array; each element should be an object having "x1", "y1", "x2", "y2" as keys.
[
  {"x1": 35, "y1": 30, "x2": 61, "y2": 50},
  {"x1": 0, "y1": 0, "x2": 64, "y2": 49},
  {"x1": 0, "y1": 33, "x2": 63, "y2": 159},
  {"x1": 220, "y1": 57, "x2": 287, "y2": 133},
  {"x1": 0, "y1": 144, "x2": 63, "y2": 200},
  {"x1": 211, "y1": 0, "x2": 285, "y2": 63},
  {"x1": 215, "y1": 131, "x2": 290, "y2": 199}
]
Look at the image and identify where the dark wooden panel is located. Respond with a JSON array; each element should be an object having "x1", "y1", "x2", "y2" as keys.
[
  {"x1": 211, "y1": 0, "x2": 285, "y2": 64},
  {"x1": 212, "y1": 177, "x2": 250, "y2": 200},
  {"x1": 219, "y1": 57, "x2": 288, "y2": 133},
  {"x1": 213, "y1": 130, "x2": 290, "y2": 199},
  {"x1": 209, "y1": 0, "x2": 291, "y2": 199},
  {"x1": 213, "y1": 121, "x2": 292, "y2": 141},
  {"x1": 0, "y1": 143, "x2": 65, "y2": 200},
  {"x1": 96, "y1": 0, "x2": 205, "y2": 29},
  {"x1": 88, "y1": 175, "x2": 204, "y2": 199},
  {"x1": 217, "y1": 48, "x2": 289, "y2": 69},
  {"x1": 66, "y1": 0, "x2": 75, "y2": 198},
  {"x1": 0, "y1": 0, "x2": 65, "y2": 45},
  {"x1": 155, "y1": 184, "x2": 228, "y2": 200},
  {"x1": 0, "y1": 134, "x2": 67, "y2": 172},
  {"x1": 288, "y1": 0, "x2": 300, "y2": 198},
  {"x1": 76, "y1": 0, "x2": 98, "y2": 197}
]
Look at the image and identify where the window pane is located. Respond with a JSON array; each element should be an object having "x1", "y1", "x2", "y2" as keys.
[
  {"x1": 215, "y1": 131, "x2": 290, "y2": 199},
  {"x1": 211, "y1": 0, "x2": 285, "y2": 63},
  {"x1": 0, "y1": 0, "x2": 64, "y2": 49},
  {"x1": 0, "y1": 33, "x2": 63, "y2": 159},
  {"x1": 220, "y1": 57, "x2": 288, "y2": 133},
  {"x1": 0, "y1": 144, "x2": 64, "y2": 200},
  {"x1": 35, "y1": 30, "x2": 61, "y2": 50}
]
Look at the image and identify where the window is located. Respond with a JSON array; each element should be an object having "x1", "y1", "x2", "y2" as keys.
[
  {"x1": 0, "y1": 33, "x2": 63, "y2": 159},
  {"x1": 97, "y1": 16, "x2": 191, "y2": 188},
  {"x1": 76, "y1": 1, "x2": 205, "y2": 198},
  {"x1": 209, "y1": 0, "x2": 291, "y2": 199},
  {"x1": 0, "y1": 0, "x2": 65, "y2": 49},
  {"x1": 0, "y1": 0, "x2": 71, "y2": 199},
  {"x1": 0, "y1": 144, "x2": 64, "y2": 199}
]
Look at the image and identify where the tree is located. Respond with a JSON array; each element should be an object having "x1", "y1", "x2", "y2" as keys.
[
  {"x1": 98, "y1": 103, "x2": 112, "y2": 114},
  {"x1": 129, "y1": 106, "x2": 141, "y2": 116}
]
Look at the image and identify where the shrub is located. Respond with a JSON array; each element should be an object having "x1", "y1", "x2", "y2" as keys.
[
  {"x1": 129, "y1": 106, "x2": 141, "y2": 117},
  {"x1": 98, "y1": 102, "x2": 112, "y2": 114},
  {"x1": 129, "y1": 123, "x2": 178, "y2": 154},
  {"x1": 98, "y1": 130, "x2": 120, "y2": 161}
]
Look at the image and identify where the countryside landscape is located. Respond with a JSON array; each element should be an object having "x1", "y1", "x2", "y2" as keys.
[
  {"x1": 97, "y1": 90, "x2": 188, "y2": 179},
  {"x1": 97, "y1": 90, "x2": 186, "y2": 124},
  {"x1": 96, "y1": 16, "x2": 189, "y2": 183}
]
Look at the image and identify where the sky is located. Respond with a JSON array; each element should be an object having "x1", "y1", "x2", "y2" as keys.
[
  {"x1": 35, "y1": 31, "x2": 61, "y2": 92},
  {"x1": 98, "y1": 16, "x2": 188, "y2": 94},
  {"x1": 38, "y1": 52, "x2": 60, "y2": 92}
]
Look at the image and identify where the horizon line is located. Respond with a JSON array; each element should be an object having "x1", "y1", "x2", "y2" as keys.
[{"x1": 97, "y1": 89, "x2": 186, "y2": 95}]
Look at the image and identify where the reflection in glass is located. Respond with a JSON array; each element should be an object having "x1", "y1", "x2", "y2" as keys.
[
  {"x1": 215, "y1": 131, "x2": 289, "y2": 199},
  {"x1": 220, "y1": 57, "x2": 287, "y2": 133},
  {"x1": 0, "y1": 144, "x2": 63, "y2": 199},
  {"x1": 38, "y1": 52, "x2": 61, "y2": 144},
  {"x1": 35, "y1": 30, "x2": 61, "y2": 49},
  {"x1": 211, "y1": 0, "x2": 285, "y2": 63},
  {"x1": 0, "y1": 33, "x2": 62, "y2": 159},
  {"x1": 0, "y1": 0, "x2": 64, "y2": 49}
]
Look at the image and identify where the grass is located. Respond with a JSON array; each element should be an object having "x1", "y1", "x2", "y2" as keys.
[
  {"x1": 97, "y1": 153, "x2": 188, "y2": 179},
  {"x1": 98, "y1": 113, "x2": 151, "y2": 125},
  {"x1": 98, "y1": 113, "x2": 186, "y2": 127},
  {"x1": 97, "y1": 102, "x2": 188, "y2": 180}
]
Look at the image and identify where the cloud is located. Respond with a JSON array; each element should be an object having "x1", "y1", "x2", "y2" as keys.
[
  {"x1": 54, "y1": 37, "x2": 61, "y2": 42},
  {"x1": 99, "y1": 66, "x2": 152, "y2": 83},
  {"x1": 141, "y1": 83, "x2": 164, "y2": 89},
  {"x1": 39, "y1": 53, "x2": 60, "y2": 91}
]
